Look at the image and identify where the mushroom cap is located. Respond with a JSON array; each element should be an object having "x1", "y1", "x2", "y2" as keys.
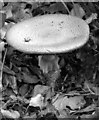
[{"x1": 6, "y1": 14, "x2": 89, "y2": 54}]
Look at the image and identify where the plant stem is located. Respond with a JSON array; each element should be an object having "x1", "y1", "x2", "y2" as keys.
[
  {"x1": 60, "y1": 0, "x2": 70, "y2": 14},
  {"x1": 0, "y1": 48, "x2": 7, "y2": 91}
]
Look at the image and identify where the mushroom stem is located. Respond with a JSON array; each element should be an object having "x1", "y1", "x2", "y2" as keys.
[{"x1": 38, "y1": 55, "x2": 60, "y2": 74}]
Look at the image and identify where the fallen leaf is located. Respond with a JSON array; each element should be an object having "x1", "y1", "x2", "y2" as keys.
[
  {"x1": 85, "y1": 13, "x2": 97, "y2": 24},
  {"x1": 33, "y1": 85, "x2": 50, "y2": 97},
  {"x1": 3, "y1": 74, "x2": 17, "y2": 94},
  {"x1": 19, "y1": 84, "x2": 29, "y2": 96},
  {"x1": 70, "y1": 3, "x2": 85, "y2": 18},
  {"x1": 22, "y1": 72, "x2": 40, "y2": 84},
  {"x1": 0, "y1": 22, "x2": 15, "y2": 39},
  {"x1": 11, "y1": 2, "x2": 32, "y2": 22},
  {"x1": 58, "y1": 109, "x2": 70, "y2": 118},
  {"x1": 29, "y1": 94, "x2": 44, "y2": 108},
  {"x1": 53, "y1": 94, "x2": 86, "y2": 111},
  {"x1": 6, "y1": 6, "x2": 13, "y2": 19},
  {"x1": 82, "y1": 104, "x2": 96, "y2": 112},
  {"x1": 3, "y1": 87, "x2": 15, "y2": 97},
  {"x1": 0, "y1": 2, "x2": 3, "y2": 10},
  {"x1": 0, "y1": 13, "x2": 6, "y2": 29},
  {"x1": 2, "y1": 65, "x2": 15, "y2": 76},
  {"x1": 41, "y1": 2, "x2": 68, "y2": 14},
  {"x1": 1, "y1": 109, "x2": 20, "y2": 119},
  {"x1": 84, "y1": 80, "x2": 99, "y2": 95}
]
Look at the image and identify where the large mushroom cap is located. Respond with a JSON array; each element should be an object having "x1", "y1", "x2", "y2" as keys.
[{"x1": 6, "y1": 14, "x2": 89, "y2": 53}]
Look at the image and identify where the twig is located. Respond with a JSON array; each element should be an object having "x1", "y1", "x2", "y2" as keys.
[
  {"x1": 60, "y1": 0, "x2": 70, "y2": 14},
  {"x1": 0, "y1": 48, "x2": 7, "y2": 91}
]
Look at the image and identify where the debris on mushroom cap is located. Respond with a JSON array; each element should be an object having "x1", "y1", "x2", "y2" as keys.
[{"x1": 6, "y1": 14, "x2": 89, "y2": 53}]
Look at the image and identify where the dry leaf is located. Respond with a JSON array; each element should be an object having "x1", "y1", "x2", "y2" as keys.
[
  {"x1": 19, "y1": 84, "x2": 28, "y2": 96},
  {"x1": 84, "y1": 80, "x2": 99, "y2": 95},
  {"x1": 0, "y1": 22, "x2": 15, "y2": 39},
  {"x1": 41, "y1": 2, "x2": 68, "y2": 14},
  {"x1": 1, "y1": 109, "x2": 20, "y2": 119},
  {"x1": 0, "y1": 13, "x2": 6, "y2": 29},
  {"x1": 22, "y1": 72, "x2": 40, "y2": 84},
  {"x1": 33, "y1": 85, "x2": 50, "y2": 97},
  {"x1": 70, "y1": 3, "x2": 85, "y2": 18},
  {"x1": 85, "y1": 13, "x2": 97, "y2": 24},
  {"x1": 11, "y1": 2, "x2": 32, "y2": 22},
  {"x1": 29, "y1": 94, "x2": 44, "y2": 108},
  {"x1": 3, "y1": 74, "x2": 17, "y2": 94},
  {"x1": 53, "y1": 94, "x2": 86, "y2": 110},
  {"x1": 82, "y1": 104, "x2": 96, "y2": 112},
  {"x1": 0, "y1": 2, "x2": 3, "y2": 10},
  {"x1": 33, "y1": 85, "x2": 52, "y2": 101}
]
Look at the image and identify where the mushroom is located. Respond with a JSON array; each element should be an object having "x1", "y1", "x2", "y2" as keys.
[
  {"x1": 6, "y1": 14, "x2": 89, "y2": 76},
  {"x1": 6, "y1": 14, "x2": 89, "y2": 53}
]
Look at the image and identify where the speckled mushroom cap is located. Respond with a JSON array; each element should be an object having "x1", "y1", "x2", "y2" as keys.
[{"x1": 6, "y1": 14, "x2": 89, "y2": 53}]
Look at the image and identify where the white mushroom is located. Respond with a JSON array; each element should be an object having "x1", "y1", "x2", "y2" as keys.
[
  {"x1": 6, "y1": 14, "x2": 89, "y2": 74},
  {"x1": 6, "y1": 14, "x2": 89, "y2": 53}
]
